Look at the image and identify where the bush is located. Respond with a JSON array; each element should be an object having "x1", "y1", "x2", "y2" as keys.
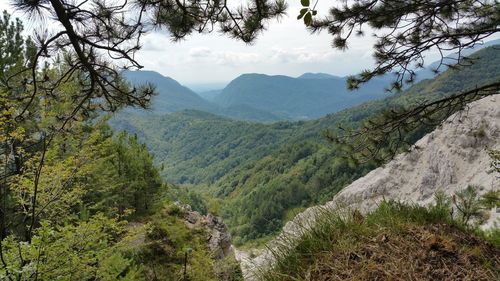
[{"x1": 453, "y1": 185, "x2": 483, "y2": 224}]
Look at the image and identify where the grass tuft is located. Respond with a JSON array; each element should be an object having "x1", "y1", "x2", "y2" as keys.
[{"x1": 260, "y1": 200, "x2": 500, "y2": 281}]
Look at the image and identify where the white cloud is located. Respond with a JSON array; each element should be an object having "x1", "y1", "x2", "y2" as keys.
[
  {"x1": 5, "y1": 1, "x2": 481, "y2": 85},
  {"x1": 188, "y1": 47, "x2": 213, "y2": 57},
  {"x1": 186, "y1": 47, "x2": 261, "y2": 66},
  {"x1": 0, "y1": 1, "x2": 381, "y2": 84},
  {"x1": 141, "y1": 34, "x2": 172, "y2": 52},
  {"x1": 269, "y1": 47, "x2": 342, "y2": 64}
]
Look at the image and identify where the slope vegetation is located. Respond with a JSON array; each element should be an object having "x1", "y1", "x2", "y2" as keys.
[
  {"x1": 124, "y1": 70, "x2": 216, "y2": 113},
  {"x1": 113, "y1": 46, "x2": 500, "y2": 245},
  {"x1": 239, "y1": 94, "x2": 500, "y2": 280}
]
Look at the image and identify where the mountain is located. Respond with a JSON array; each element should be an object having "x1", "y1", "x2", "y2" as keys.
[
  {"x1": 112, "y1": 46, "x2": 500, "y2": 245},
  {"x1": 122, "y1": 38, "x2": 500, "y2": 122},
  {"x1": 213, "y1": 73, "x2": 392, "y2": 119},
  {"x1": 111, "y1": 110, "x2": 296, "y2": 184},
  {"x1": 297, "y1": 73, "x2": 342, "y2": 79},
  {"x1": 239, "y1": 94, "x2": 500, "y2": 279},
  {"x1": 122, "y1": 70, "x2": 284, "y2": 121},
  {"x1": 415, "y1": 38, "x2": 500, "y2": 81},
  {"x1": 198, "y1": 89, "x2": 223, "y2": 101},
  {"x1": 212, "y1": 46, "x2": 499, "y2": 244},
  {"x1": 123, "y1": 70, "x2": 391, "y2": 122},
  {"x1": 123, "y1": 70, "x2": 216, "y2": 113}
]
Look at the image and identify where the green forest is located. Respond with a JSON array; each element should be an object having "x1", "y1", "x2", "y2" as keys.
[
  {"x1": 0, "y1": 12, "x2": 242, "y2": 281},
  {"x1": 1, "y1": 0, "x2": 500, "y2": 280},
  {"x1": 113, "y1": 46, "x2": 500, "y2": 244}
]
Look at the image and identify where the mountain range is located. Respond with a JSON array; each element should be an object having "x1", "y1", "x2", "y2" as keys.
[
  {"x1": 122, "y1": 39, "x2": 500, "y2": 122},
  {"x1": 122, "y1": 71, "x2": 393, "y2": 121},
  {"x1": 112, "y1": 45, "x2": 500, "y2": 244},
  {"x1": 212, "y1": 73, "x2": 391, "y2": 119}
]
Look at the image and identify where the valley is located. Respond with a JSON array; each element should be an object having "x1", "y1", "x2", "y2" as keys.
[
  {"x1": 113, "y1": 46, "x2": 500, "y2": 245},
  {"x1": 2, "y1": 2, "x2": 499, "y2": 280}
]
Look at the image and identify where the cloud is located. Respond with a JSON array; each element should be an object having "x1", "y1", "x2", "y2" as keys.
[
  {"x1": 186, "y1": 47, "x2": 261, "y2": 66},
  {"x1": 188, "y1": 47, "x2": 213, "y2": 57},
  {"x1": 1, "y1": 1, "x2": 383, "y2": 84},
  {"x1": 141, "y1": 34, "x2": 172, "y2": 52},
  {"x1": 269, "y1": 47, "x2": 340, "y2": 64},
  {"x1": 214, "y1": 52, "x2": 261, "y2": 65}
]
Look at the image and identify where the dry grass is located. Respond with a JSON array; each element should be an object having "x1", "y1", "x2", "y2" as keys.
[
  {"x1": 262, "y1": 201, "x2": 500, "y2": 281},
  {"x1": 305, "y1": 225, "x2": 499, "y2": 281}
]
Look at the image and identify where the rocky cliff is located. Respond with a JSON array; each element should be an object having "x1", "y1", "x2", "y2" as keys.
[
  {"x1": 183, "y1": 206, "x2": 234, "y2": 259},
  {"x1": 178, "y1": 203, "x2": 243, "y2": 280},
  {"x1": 237, "y1": 94, "x2": 500, "y2": 280}
]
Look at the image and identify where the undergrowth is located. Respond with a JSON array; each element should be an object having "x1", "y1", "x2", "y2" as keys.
[{"x1": 260, "y1": 199, "x2": 500, "y2": 281}]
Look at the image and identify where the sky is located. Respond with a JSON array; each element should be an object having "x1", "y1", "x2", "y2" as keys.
[
  {"x1": 133, "y1": 1, "x2": 382, "y2": 85},
  {"x1": 0, "y1": 1, "x2": 497, "y2": 88}
]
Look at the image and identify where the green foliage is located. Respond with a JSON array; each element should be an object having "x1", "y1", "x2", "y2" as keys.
[
  {"x1": 164, "y1": 184, "x2": 209, "y2": 214},
  {"x1": 480, "y1": 190, "x2": 500, "y2": 209},
  {"x1": 112, "y1": 45, "x2": 500, "y2": 245},
  {"x1": 453, "y1": 185, "x2": 484, "y2": 225},
  {"x1": 297, "y1": 0, "x2": 317, "y2": 26},
  {"x1": 115, "y1": 202, "x2": 241, "y2": 281},
  {"x1": 112, "y1": 110, "x2": 297, "y2": 185},
  {"x1": 305, "y1": 0, "x2": 499, "y2": 91},
  {"x1": 0, "y1": 32, "x2": 233, "y2": 281},
  {"x1": 330, "y1": 46, "x2": 500, "y2": 165},
  {"x1": 1, "y1": 113, "x2": 239, "y2": 280},
  {"x1": 0, "y1": 216, "x2": 143, "y2": 281}
]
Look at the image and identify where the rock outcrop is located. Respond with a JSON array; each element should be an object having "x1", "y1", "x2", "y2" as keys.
[
  {"x1": 177, "y1": 203, "x2": 244, "y2": 280},
  {"x1": 237, "y1": 95, "x2": 500, "y2": 280},
  {"x1": 179, "y1": 203, "x2": 234, "y2": 260}
]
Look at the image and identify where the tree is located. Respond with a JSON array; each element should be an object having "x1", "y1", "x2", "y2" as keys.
[
  {"x1": 0, "y1": 6, "x2": 240, "y2": 280},
  {"x1": 8, "y1": 0, "x2": 286, "y2": 124},
  {"x1": 9, "y1": 1, "x2": 498, "y2": 165},
  {"x1": 300, "y1": 0, "x2": 499, "y2": 89},
  {"x1": 453, "y1": 185, "x2": 483, "y2": 224},
  {"x1": 296, "y1": 0, "x2": 500, "y2": 163}
]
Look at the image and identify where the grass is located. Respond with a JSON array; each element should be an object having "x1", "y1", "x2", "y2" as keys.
[{"x1": 260, "y1": 200, "x2": 500, "y2": 281}]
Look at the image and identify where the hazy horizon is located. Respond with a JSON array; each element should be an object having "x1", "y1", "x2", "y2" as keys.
[{"x1": 2, "y1": 1, "x2": 499, "y2": 86}]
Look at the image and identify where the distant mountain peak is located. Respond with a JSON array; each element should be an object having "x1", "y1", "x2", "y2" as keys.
[
  {"x1": 213, "y1": 71, "x2": 389, "y2": 119},
  {"x1": 235, "y1": 73, "x2": 293, "y2": 80},
  {"x1": 298, "y1": 73, "x2": 342, "y2": 80},
  {"x1": 123, "y1": 70, "x2": 182, "y2": 86}
]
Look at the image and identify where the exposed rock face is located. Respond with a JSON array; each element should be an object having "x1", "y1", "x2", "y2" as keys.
[
  {"x1": 180, "y1": 204, "x2": 234, "y2": 260},
  {"x1": 237, "y1": 95, "x2": 500, "y2": 280},
  {"x1": 327, "y1": 95, "x2": 499, "y2": 214},
  {"x1": 205, "y1": 213, "x2": 233, "y2": 259},
  {"x1": 177, "y1": 203, "x2": 243, "y2": 280}
]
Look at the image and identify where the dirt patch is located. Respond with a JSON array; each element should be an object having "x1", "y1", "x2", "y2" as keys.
[{"x1": 305, "y1": 224, "x2": 499, "y2": 281}]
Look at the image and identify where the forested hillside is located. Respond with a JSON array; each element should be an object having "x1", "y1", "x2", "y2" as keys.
[
  {"x1": 113, "y1": 46, "x2": 500, "y2": 244},
  {"x1": 121, "y1": 71, "x2": 393, "y2": 122},
  {"x1": 123, "y1": 70, "x2": 285, "y2": 122},
  {"x1": 0, "y1": 15, "x2": 242, "y2": 281},
  {"x1": 112, "y1": 110, "x2": 297, "y2": 184},
  {"x1": 2, "y1": 0, "x2": 499, "y2": 280},
  {"x1": 124, "y1": 70, "x2": 216, "y2": 113},
  {"x1": 212, "y1": 73, "x2": 391, "y2": 119}
]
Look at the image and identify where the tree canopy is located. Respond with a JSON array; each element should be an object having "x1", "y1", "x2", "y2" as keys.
[
  {"x1": 6, "y1": 0, "x2": 499, "y2": 164},
  {"x1": 297, "y1": 0, "x2": 500, "y2": 163},
  {"x1": 300, "y1": 0, "x2": 499, "y2": 89},
  {"x1": 0, "y1": 13, "x2": 243, "y2": 279}
]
